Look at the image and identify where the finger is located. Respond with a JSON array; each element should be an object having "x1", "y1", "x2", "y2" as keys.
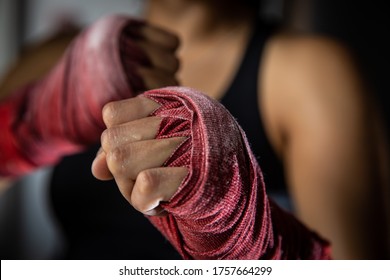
[
  {"x1": 101, "y1": 116, "x2": 162, "y2": 151},
  {"x1": 136, "y1": 66, "x2": 179, "y2": 89},
  {"x1": 102, "y1": 96, "x2": 160, "y2": 128},
  {"x1": 91, "y1": 147, "x2": 113, "y2": 181},
  {"x1": 131, "y1": 167, "x2": 188, "y2": 215},
  {"x1": 135, "y1": 40, "x2": 179, "y2": 73},
  {"x1": 138, "y1": 25, "x2": 180, "y2": 51},
  {"x1": 114, "y1": 176, "x2": 135, "y2": 207},
  {"x1": 106, "y1": 137, "x2": 187, "y2": 180}
]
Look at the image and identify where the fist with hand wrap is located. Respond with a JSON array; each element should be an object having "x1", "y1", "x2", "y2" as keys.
[
  {"x1": 0, "y1": 15, "x2": 179, "y2": 177},
  {"x1": 92, "y1": 86, "x2": 331, "y2": 260}
]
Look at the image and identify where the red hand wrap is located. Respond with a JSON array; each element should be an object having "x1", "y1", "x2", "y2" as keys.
[
  {"x1": 0, "y1": 15, "x2": 147, "y2": 177},
  {"x1": 144, "y1": 86, "x2": 331, "y2": 259}
]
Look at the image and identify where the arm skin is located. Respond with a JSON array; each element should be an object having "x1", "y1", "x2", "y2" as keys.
[
  {"x1": 0, "y1": 29, "x2": 79, "y2": 101},
  {"x1": 260, "y1": 33, "x2": 390, "y2": 259},
  {"x1": 0, "y1": 30, "x2": 79, "y2": 194}
]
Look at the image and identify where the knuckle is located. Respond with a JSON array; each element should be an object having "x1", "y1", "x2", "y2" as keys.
[
  {"x1": 107, "y1": 147, "x2": 127, "y2": 174},
  {"x1": 132, "y1": 198, "x2": 147, "y2": 213},
  {"x1": 102, "y1": 127, "x2": 120, "y2": 146},
  {"x1": 100, "y1": 129, "x2": 110, "y2": 149},
  {"x1": 166, "y1": 55, "x2": 180, "y2": 72},
  {"x1": 166, "y1": 34, "x2": 180, "y2": 49},
  {"x1": 102, "y1": 102, "x2": 117, "y2": 126},
  {"x1": 172, "y1": 56, "x2": 180, "y2": 71},
  {"x1": 136, "y1": 170, "x2": 158, "y2": 198}
]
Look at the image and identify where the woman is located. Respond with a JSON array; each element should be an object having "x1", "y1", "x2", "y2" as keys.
[
  {"x1": 1, "y1": 0, "x2": 389, "y2": 259},
  {"x1": 92, "y1": 0, "x2": 390, "y2": 259}
]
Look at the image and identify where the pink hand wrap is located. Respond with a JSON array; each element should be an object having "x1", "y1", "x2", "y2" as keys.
[
  {"x1": 0, "y1": 15, "x2": 147, "y2": 177},
  {"x1": 144, "y1": 86, "x2": 331, "y2": 259}
]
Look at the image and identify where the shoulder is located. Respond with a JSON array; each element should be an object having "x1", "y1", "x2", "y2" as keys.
[
  {"x1": 260, "y1": 31, "x2": 363, "y2": 97},
  {"x1": 262, "y1": 30, "x2": 356, "y2": 63},
  {"x1": 258, "y1": 31, "x2": 371, "y2": 155}
]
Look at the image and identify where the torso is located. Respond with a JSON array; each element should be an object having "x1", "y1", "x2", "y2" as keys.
[
  {"x1": 176, "y1": 21, "x2": 253, "y2": 100},
  {"x1": 49, "y1": 18, "x2": 292, "y2": 259},
  {"x1": 218, "y1": 21, "x2": 291, "y2": 210},
  {"x1": 150, "y1": 11, "x2": 292, "y2": 207},
  {"x1": 171, "y1": 15, "x2": 291, "y2": 208}
]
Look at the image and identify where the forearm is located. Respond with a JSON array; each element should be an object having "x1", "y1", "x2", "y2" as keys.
[
  {"x1": 0, "y1": 15, "x2": 147, "y2": 178},
  {"x1": 286, "y1": 105, "x2": 389, "y2": 259},
  {"x1": 0, "y1": 178, "x2": 13, "y2": 195},
  {"x1": 0, "y1": 30, "x2": 78, "y2": 100}
]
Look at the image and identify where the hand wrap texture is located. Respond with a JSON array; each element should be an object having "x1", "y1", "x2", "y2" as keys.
[
  {"x1": 0, "y1": 15, "x2": 147, "y2": 177},
  {"x1": 144, "y1": 86, "x2": 331, "y2": 259}
]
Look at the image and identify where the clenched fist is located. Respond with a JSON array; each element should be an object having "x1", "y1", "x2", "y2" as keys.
[{"x1": 91, "y1": 95, "x2": 188, "y2": 216}]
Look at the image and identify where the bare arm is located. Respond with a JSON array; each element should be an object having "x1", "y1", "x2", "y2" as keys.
[
  {"x1": 0, "y1": 29, "x2": 79, "y2": 101},
  {"x1": 0, "y1": 178, "x2": 12, "y2": 194},
  {"x1": 260, "y1": 34, "x2": 389, "y2": 259},
  {"x1": 0, "y1": 30, "x2": 78, "y2": 194}
]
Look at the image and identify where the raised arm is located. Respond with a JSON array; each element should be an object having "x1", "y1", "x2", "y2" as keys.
[
  {"x1": 0, "y1": 15, "x2": 179, "y2": 178},
  {"x1": 260, "y1": 34, "x2": 389, "y2": 259}
]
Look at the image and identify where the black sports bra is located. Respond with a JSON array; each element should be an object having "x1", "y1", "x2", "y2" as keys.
[{"x1": 220, "y1": 21, "x2": 291, "y2": 209}]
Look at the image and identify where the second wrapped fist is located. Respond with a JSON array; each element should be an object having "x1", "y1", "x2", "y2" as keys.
[{"x1": 0, "y1": 14, "x2": 179, "y2": 177}]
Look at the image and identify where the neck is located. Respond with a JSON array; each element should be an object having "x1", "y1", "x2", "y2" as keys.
[
  {"x1": 145, "y1": 0, "x2": 258, "y2": 100},
  {"x1": 146, "y1": 0, "x2": 257, "y2": 40}
]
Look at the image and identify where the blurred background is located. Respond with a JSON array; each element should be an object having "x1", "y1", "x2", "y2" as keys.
[{"x1": 0, "y1": 0, "x2": 388, "y2": 259}]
